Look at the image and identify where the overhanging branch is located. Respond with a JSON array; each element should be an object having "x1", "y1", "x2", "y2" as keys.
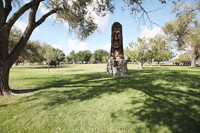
[
  {"x1": 34, "y1": 8, "x2": 62, "y2": 27},
  {"x1": 7, "y1": 0, "x2": 44, "y2": 28},
  {"x1": 135, "y1": 1, "x2": 160, "y2": 27}
]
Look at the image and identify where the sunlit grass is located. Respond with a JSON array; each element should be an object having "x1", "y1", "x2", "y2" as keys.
[{"x1": 0, "y1": 63, "x2": 200, "y2": 133}]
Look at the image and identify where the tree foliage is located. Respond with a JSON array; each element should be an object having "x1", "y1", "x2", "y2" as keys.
[
  {"x1": 177, "y1": 52, "x2": 192, "y2": 62},
  {"x1": 76, "y1": 50, "x2": 92, "y2": 63},
  {"x1": 9, "y1": 28, "x2": 44, "y2": 64},
  {"x1": 124, "y1": 46, "x2": 136, "y2": 63},
  {"x1": 94, "y1": 49, "x2": 109, "y2": 63},
  {"x1": 102, "y1": 56, "x2": 109, "y2": 63},
  {"x1": 129, "y1": 37, "x2": 150, "y2": 68},
  {"x1": 163, "y1": 0, "x2": 200, "y2": 67},
  {"x1": 69, "y1": 50, "x2": 77, "y2": 64},
  {"x1": 54, "y1": 48, "x2": 65, "y2": 66},
  {"x1": 150, "y1": 35, "x2": 173, "y2": 66}
]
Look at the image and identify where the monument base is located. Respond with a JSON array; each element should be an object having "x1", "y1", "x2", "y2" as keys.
[{"x1": 107, "y1": 59, "x2": 128, "y2": 76}]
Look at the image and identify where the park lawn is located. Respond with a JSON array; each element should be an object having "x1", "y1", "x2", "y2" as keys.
[{"x1": 0, "y1": 64, "x2": 200, "y2": 133}]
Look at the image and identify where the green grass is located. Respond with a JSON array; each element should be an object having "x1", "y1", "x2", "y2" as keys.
[{"x1": 0, "y1": 63, "x2": 200, "y2": 133}]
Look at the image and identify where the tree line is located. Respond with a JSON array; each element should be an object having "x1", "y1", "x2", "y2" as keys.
[
  {"x1": 124, "y1": 35, "x2": 174, "y2": 69},
  {"x1": 10, "y1": 27, "x2": 65, "y2": 68},
  {"x1": 65, "y1": 49, "x2": 109, "y2": 64},
  {"x1": 11, "y1": 27, "x2": 110, "y2": 65}
]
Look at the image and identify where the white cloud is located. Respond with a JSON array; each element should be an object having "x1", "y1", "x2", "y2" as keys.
[
  {"x1": 55, "y1": 39, "x2": 90, "y2": 55},
  {"x1": 93, "y1": 13, "x2": 110, "y2": 31},
  {"x1": 14, "y1": 20, "x2": 39, "y2": 34},
  {"x1": 24, "y1": 0, "x2": 30, "y2": 3},
  {"x1": 39, "y1": 2, "x2": 50, "y2": 15},
  {"x1": 140, "y1": 25, "x2": 164, "y2": 38},
  {"x1": 14, "y1": 20, "x2": 27, "y2": 33},
  {"x1": 52, "y1": 44, "x2": 63, "y2": 50},
  {"x1": 67, "y1": 39, "x2": 89, "y2": 51},
  {"x1": 98, "y1": 43, "x2": 111, "y2": 52},
  {"x1": 172, "y1": 49, "x2": 185, "y2": 59},
  {"x1": 52, "y1": 44, "x2": 70, "y2": 56}
]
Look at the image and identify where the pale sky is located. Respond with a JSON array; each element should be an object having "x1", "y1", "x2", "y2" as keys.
[{"x1": 9, "y1": 0, "x2": 185, "y2": 58}]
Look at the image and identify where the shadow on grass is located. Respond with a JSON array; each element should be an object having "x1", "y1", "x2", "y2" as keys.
[{"x1": 11, "y1": 68, "x2": 200, "y2": 132}]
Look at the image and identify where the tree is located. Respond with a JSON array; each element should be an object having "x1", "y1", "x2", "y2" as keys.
[
  {"x1": 27, "y1": 41, "x2": 43, "y2": 64},
  {"x1": 9, "y1": 27, "x2": 30, "y2": 65},
  {"x1": 9, "y1": 28, "x2": 43, "y2": 65},
  {"x1": 82, "y1": 50, "x2": 92, "y2": 63},
  {"x1": 178, "y1": 52, "x2": 192, "y2": 62},
  {"x1": 129, "y1": 37, "x2": 150, "y2": 69},
  {"x1": 43, "y1": 45, "x2": 56, "y2": 72},
  {"x1": 187, "y1": 27, "x2": 200, "y2": 67},
  {"x1": 163, "y1": 0, "x2": 200, "y2": 67},
  {"x1": 146, "y1": 49, "x2": 154, "y2": 66},
  {"x1": 69, "y1": 50, "x2": 77, "y2": 64},
  {"x1": 94, "y1": 49, "x2": 109, "y2": 63},
  {"x1": 76, "y1": 50, "x2": 92, "y2": 63},
  {"x1": 55, "y1": 49, "x2": 65, "y2": 66},
  {"x1": 76, "y1": 51, "x2": 84, "y2": 63},
  {"x1": 0, "y1": 0, "x2": 182, "y2": 95},
  {"x1": 124, "y1": 46, "x2": 136, "y2": 63},
  {"x1": 150, "y1": 35, "x2": 173, "y2": 66},
  {"x1": 65, "y1": 56, "x2": 72, "y2": 64},
  {"x1": 102, "y1": 56, "x2": 109, "y2": 63},
  {"x1": 89, "y1": 56, "x2": 95, "y2": 64}
]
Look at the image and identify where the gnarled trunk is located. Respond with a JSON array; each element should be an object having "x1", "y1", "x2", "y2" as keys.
[
  {"x1": 139, "y1": 62, "x2": 143, "y2": 69},
  {"x1": 0, "y1": 62, "x2": 12, "y2": 96},
  {"x1": 190, "y1": 54, "x2": 196, "y2": 67},
  {"x1": 191, "y1": 59, "x2": 196, "y2": 67}
]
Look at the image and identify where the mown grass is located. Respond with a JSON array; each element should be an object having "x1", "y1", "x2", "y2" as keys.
[{"x1": 0, "y1": 63, "x2": 200, "y2": 133}]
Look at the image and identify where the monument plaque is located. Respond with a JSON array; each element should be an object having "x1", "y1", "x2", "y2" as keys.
[{"x1": 107, "y1": 22, "x2": 128, "y2": 76}]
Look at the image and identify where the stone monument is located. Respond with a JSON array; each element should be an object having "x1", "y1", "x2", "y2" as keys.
[{"x1": 107, "y1": 22, "x2": 128, "y2": 76}]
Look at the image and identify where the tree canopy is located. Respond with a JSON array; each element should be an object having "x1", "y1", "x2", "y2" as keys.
[
  {"x1": 128, "y1": 37, "x2": 150, "y2": 69},
  {"x1": 94, "y1": 49, "x2": 109, "y2": 63}
]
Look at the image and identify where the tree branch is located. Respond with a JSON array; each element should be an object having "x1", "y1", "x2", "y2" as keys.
[
  {"x1": 135, "y1": 1, "x2": 160, "y2": 27},
  {"x1": 4, "y1": 0, "x2": 12, "y2": 20},
  {"x1": 6, "y1": 0, "x2": 43, "y2": 28},
  {"x1": 29, "y1": 2, "x2": 40, "y2": 25},
  {"x1": 34, "y1": 8, "x2": 62, "y2": 27}
]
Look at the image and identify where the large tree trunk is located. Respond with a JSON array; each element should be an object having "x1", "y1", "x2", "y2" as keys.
[
  {"x1": 191, "y1": 54, "x2": 196, "y2": 67},
  {"x1": 139, "y1": 62, "x2": 143, "y2": 69},
  {"x1": 0, "y1": 62, "x2": 12, "y2": 96},
  {"x1": 0, "y1": 22, "x2": 13, "y2": 96},
  {"x1": 191, "y1": 59, "x2": 196, "y2": 67}
]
